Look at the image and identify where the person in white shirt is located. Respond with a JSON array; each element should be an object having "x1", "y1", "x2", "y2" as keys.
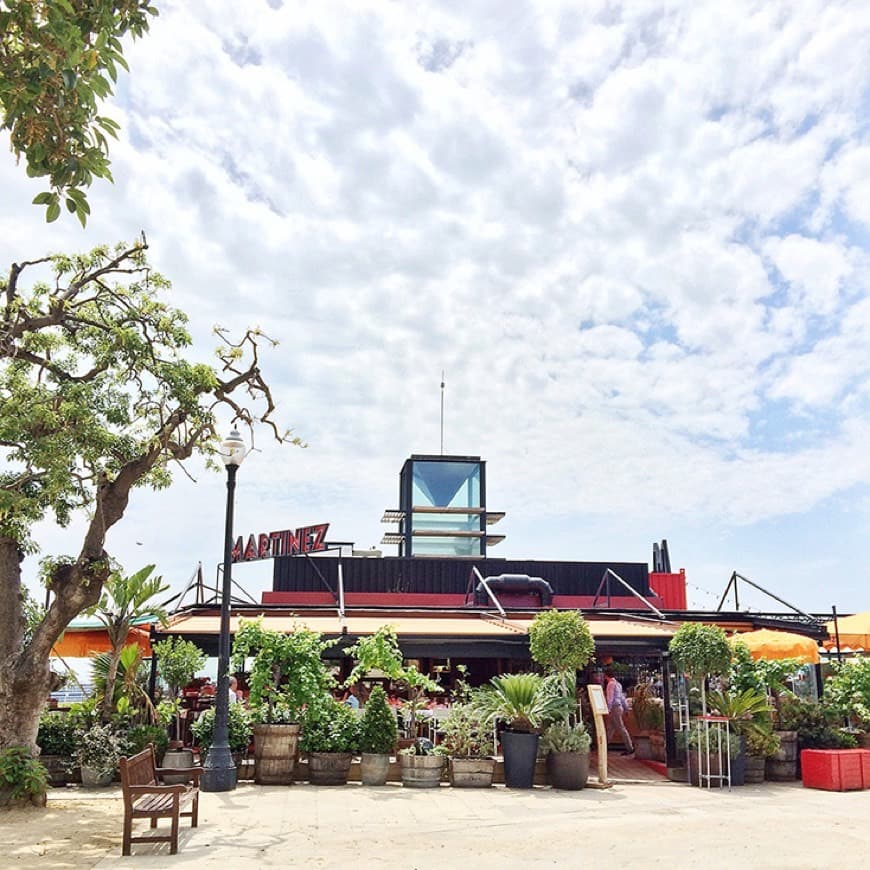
[
  {"x1": 604, "y1": 668, "x2": 634, "y2": 755},
  {"x1": 228, "y1": 676, "x2": 239, "y2": 703}
]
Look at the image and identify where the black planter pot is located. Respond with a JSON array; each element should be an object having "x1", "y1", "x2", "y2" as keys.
[{"x1": 501, "y1": 730, "x2": 539, "y2": 789}]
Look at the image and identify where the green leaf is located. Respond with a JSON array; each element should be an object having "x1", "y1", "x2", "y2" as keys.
[
  {"x1": 32, "y1": 192, "x2": 54, "y2": 206},
  {"x1": 61, "y1": 69, "x2": 76, "y2": 90},
  {"x1": 46, "y1": 202, "x2": 61, "y2": 223}
]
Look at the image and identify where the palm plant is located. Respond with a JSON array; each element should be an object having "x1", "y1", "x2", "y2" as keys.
[
  {"x1": 474, "y1": 673, "x2": 573, "y2": 732},
  {"x1": 91, "y1": 643, "x2": 155, "y2": 723},
  {"x1": 93, "y1": 564, "x2": 168, "y2": 721}
]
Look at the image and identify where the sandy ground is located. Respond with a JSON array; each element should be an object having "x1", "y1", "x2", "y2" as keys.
[{"x1": 1, "y1": 780, "x2": 869, "y2": 869}]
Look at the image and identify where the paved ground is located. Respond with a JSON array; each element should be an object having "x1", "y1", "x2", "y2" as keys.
[{"x1": 2, "y1": 771, "x2": 868, "y2": 869}]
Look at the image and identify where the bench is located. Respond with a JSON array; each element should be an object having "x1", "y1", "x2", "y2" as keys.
[{"x1": 119, "y1": 744, "x2": 202, "y2": 856}]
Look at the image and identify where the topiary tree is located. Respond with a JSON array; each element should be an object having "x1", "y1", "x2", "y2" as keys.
[
  {"x1": 669, "y1": 623, "x2": 732, "y2": 716},
  {"x1": 529, "y1": 609, "x2": 595, "y2": 674},
  {"x1": 152, "y1": 637, "x2": 207, "y2": 700},
  {"x1": 358, "y1": 685, "x2": 398, "y2": 755}
]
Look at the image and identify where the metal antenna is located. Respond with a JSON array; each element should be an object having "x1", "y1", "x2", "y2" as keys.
[{"x1": 440, "y1": 370, "x2": 445, "y2": 455}]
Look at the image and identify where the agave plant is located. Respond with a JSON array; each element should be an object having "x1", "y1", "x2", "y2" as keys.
[
  {"x1": 707, "y1": 688, "x2": 773, "y2": 740},
  {"x1": 473, "y1": 673, "x2": 574, "y2": 732}
]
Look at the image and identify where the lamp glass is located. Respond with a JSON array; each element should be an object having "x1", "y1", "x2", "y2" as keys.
[{"x1": 220, "y1": 428, "x2": 247, "y2": 467}]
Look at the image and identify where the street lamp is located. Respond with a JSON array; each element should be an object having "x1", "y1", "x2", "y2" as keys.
[{"x1": 201, "y1": 427, "x2": 247, "y2": 792}]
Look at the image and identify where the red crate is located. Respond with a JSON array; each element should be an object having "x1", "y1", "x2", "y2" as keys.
[{"x1": 801, "y1": 749, "x2": 865, "y2": 791}]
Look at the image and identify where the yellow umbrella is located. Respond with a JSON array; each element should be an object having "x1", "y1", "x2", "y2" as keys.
[
  {"x1": 825, "y1": 611, "x2": 870, "y2": 651},
  {"x1": 733, "y1": 628, "x2": 820, "y2": 664}
]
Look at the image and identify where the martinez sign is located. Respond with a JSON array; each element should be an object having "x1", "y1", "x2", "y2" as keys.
[{"x1": 231, "y1": 523, "x2": 330, "y2": 562}]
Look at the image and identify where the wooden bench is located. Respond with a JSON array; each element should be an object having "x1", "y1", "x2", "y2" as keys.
[{"x1": 119, "y1": 744, "x2": 202, "y2": 856}]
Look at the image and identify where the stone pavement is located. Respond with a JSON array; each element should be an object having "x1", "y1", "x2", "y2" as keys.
[{"x1": 10, "y1": 775, "x2": 865, "y2": 869}]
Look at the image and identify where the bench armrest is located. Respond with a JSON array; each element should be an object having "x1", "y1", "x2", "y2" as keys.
[
  {"x1": 127, "y1": 783, "x2": 188, "y2": 796},
  {"x1": 155, "y1": 766, "x2": 203, "y2": 785}
]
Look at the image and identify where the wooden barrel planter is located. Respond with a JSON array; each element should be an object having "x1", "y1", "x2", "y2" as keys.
[
  {"x1": 449, "y1": 757, "x2": 494, "y2": 788},
  {"x1": 400, "y1": 754, "x2": 444, "y2": 788},
  {"x1": 162, "y1": 748, "x2": 195, "y2": 785},
  {"x1": 766, "y1": 731, "x2": 798, "y2": 781},
  {"x1": 308, "y1": 752, "x2": 353, "y2": 785},
  {"x1": 360, "y1": 753, "x2": 391, "y2": 786},
  {"x1": 41, "y1": 755, "x2": 76, "y2": 787},
  {"x1": 254, "y1": 723, "x2": 300, "y2": 785},
  {"x1": 745, "y1": 755, "x2": 766, "y2": 783}
]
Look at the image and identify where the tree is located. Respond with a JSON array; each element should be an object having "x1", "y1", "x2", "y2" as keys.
[
  {"x1": 0, "y1": 0, "x2": 158, "y2": 225},
  {"x1": 528, "y1": 609, "x2": 595, "y2": 674},
  {"x1": 93, "y1": 563, "x2": 167, "y2": 720},
  {"x1": 151, "y1": 636, "x2": 206, "y2": 699},
  {"x1": 0, "y1": 238, "x2": 295, "y2": 754}
]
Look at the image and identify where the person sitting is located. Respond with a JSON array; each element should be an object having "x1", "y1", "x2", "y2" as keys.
[
  {"x1": 342, "y1": 684, "x2": 361, "y2": 710},
  {"x1": 228, "y1": 676, "x2": 239, "y2": 703}
]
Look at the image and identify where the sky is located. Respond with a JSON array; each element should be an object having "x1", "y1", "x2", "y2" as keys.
[{"x1": 3, "y1": 0, "x2": 869, "y2": 617}]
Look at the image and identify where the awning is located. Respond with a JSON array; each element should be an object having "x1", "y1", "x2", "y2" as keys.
[
  {"x1": 732, "y1": 628, "x2": 820, "y2": 665},
  {"x1": 51, "y1": 626, "x2": 152, "y2": 658},
  {"x1": 158, "y1": 611, "x2": 677, "y2": 644},
  {"x1": 825, "y1": 611, "x2": 870, "y2": 651}
]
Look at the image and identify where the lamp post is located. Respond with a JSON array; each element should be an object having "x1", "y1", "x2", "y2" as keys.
[{"x1": 201, "y1": 428, "x2": 247, "y2": 792}]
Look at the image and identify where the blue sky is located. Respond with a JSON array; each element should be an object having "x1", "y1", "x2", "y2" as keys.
[{"x1": 2, "y1": 0, "x2": 869, "y2": 615}]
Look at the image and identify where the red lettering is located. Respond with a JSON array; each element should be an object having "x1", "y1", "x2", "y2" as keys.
[
  {"x1": 243, "y1": 534, "x2": 258, "y2": 561},
  {"x1": 269, "y1": 531, "x2": 283, "y2": 557},
  {"x1": 258, "y1": 534, "x2": 270, "y2": 559},
  {"x1": 231, "y1": 536, "x2": 243, "y2": 563}
]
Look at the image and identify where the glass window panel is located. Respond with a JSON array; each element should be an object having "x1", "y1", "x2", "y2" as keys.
[{"x1": 411, "y1": 461, "x2": 480, "y2": 509}]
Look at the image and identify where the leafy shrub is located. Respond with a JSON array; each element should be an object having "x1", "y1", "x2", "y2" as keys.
[
  {"x1": 541, "y1": 722, "x2": 592, "y2": 754},
  {"x1": 439, "y1": 703, "x2": 494, "y2": 758},
  {"x1": 358, "y1": 686, "x2": 398, "y2": 755},
  {"x1": 683, "y1": 721, "x2": 742, "y2": 758},
  {"x1": 125, "y1": 724, "x2": 170, "y2": 761},
  {"x1": 0, "y1": 747, "x2": 49, "y2": 803},
  {"x1": 300, "y1": 697, "x2": 360, "y2": 754},
  {"x1": 190, "y1": 703, "x2": 253, "y2": 753},
  {"x1": 37, "y1": 712, "x2": 78, "y2": 756},
  {"x1": 744, "y1": 727, "x2": 780, "y2": 758},
  {"x1": 824, "y1": 658, "x2": 870, "y2": 730},
  {"x1": 75, "y1": 723, "x2": 123, "y2": 775},
  {"x1": 232, "y1": 619, "x2": 337, "y2": 724},
  {"x1": 779, "y1": 697, "x2": 858, "y2": 749},
  {"x1": 632, "y1": 683, "x2": 665, "y2": 731}
]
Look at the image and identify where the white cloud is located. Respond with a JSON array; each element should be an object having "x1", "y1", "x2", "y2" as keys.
[{"x1": 3, "y1": 0, "x2": 869, "y2": 611}]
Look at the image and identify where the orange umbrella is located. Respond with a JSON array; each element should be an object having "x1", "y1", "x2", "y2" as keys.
[
  {"x1": 733, "y1": 628, "x2": 820, "y2": 664},
  {"x1": 825, "y1": 611, "x2": 870, "y2": 651}
]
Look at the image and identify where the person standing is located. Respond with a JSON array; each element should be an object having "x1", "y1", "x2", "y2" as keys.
[{"x1": 604, "y1": 668, "x2": 634, "y2": 755}]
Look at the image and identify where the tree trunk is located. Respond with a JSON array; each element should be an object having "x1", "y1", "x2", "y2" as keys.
[{"x1": 0, "y1": 538, "x2": 53, "y2": 754}]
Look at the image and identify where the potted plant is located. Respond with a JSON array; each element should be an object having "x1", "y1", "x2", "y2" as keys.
[
  {"x1": 36, "y1": 712, "x2": 79, "y2": 786},
  {"x1": 630, "y1": 683, "x2": 664, "y2": 761},
  {"x1": 232, "y1": 618, "x2": 337, "y2": 785},
  {"x1": 743, "y1": 727, "x2": 780, "y2": 783},
  {"x1": 76, "y1": 723, "x2": 123, "y2": 787},
  {"x1": 299, "y1": 696, "x2": 360, "y2": 785},
  {"x1": 707, "y1": 688, "x2": 775, "y2": 786},
  {"x1": 474, "y1": 672, "x2": 573, "y2": 789},
  {"x1": 358, "y1": 685, "x2": 398, "y2": 786},
  {"x1": 683, "y1": 720, "x2": 742, "y2": 787},
  {"x1": 541, "y1": 721, "x2": 591, "y2": 790},
  {"x1": 399, "y1": 739, "x2": 444, "y2": 788},
  {"x1": 190, "y1": 702, "x2": 253, "y2": 766},
  {"x1": 823, "y1": 658, "x2": 870, "y2": 748},
  {"x1": 440, "y1": 702, "x2": 496, "y2": 788},
  {"x1": 152, "y1": 636, "x2": 207, "y2": 746}
]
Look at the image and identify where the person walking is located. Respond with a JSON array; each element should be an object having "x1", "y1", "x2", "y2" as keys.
[{"x1": 604, "y1": 668, "x2": 634, "y2": 755}]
